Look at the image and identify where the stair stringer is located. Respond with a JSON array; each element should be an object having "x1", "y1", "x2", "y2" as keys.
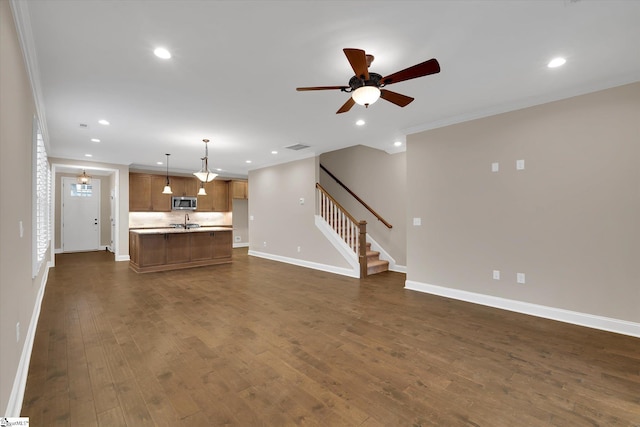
[{"x1": 314, "y1": 215, "x2": 360, "y2": 277}]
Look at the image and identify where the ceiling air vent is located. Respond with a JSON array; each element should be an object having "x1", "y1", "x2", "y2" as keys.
[{"x1": 285, "y1": 143, "x2": 310, "y2": 151}]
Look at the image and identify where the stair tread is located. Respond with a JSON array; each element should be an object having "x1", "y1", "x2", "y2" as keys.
[{"x1": 367, "y1": 259, "x2": 388, "y2": 266}]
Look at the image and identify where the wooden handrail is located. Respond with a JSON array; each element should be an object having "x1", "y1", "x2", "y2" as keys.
[
  {"x1": 319, "y1": 164, "x2": 392, "y2": 229},
  {"x1": 315, "y1": 183, "x2": 359, "y2": 225}
]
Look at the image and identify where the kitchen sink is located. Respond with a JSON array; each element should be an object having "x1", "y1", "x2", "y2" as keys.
[{"x1": 169, "y1": 223, "x2": 200, "y2": 229}]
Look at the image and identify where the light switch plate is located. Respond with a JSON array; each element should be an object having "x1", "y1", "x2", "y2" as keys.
[
  {"x1": 493, "y1": 270, "x2": 500, "y2": 280},
  {"x1": 516, "y1": 159, "x2": 525, "y2": 170},
  {"x1": 413, "y1": 217, "x2": 421, "y2": 226},
  {"x1": 491, "y1": 162, "x2": 499, "y2": 172},
  {"x1": 517, "y1": 273, "x2": 526, "y2": 284}
]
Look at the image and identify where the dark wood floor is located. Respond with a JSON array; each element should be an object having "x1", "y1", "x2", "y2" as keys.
[{"x1": 22, "y1": 249, "x2": 640, "y2": 426}]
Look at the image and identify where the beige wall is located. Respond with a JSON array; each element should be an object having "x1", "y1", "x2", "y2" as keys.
[
  {"x1": 320, "y1": 145, "x2": 407, "y2": 266},
  {"x1": 54, "y1": 173, "x2": 111, "y2": 249},
  {"x1": 0, "y1": 1, "x2": 50, "y2": 414},
  {"x1": 232, "y1": 198, "x2": 249, "y2": 246},
  {"x1": 407, "y1": 82, "x2": 640, "y2": 323},
  {"x1": 249, "y1": 156, "x2": 351, "y2": 270}
]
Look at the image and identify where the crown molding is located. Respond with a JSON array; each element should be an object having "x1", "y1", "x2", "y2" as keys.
[{"x1": 10, "y1": 0, "x2": 50, "y2": 149}]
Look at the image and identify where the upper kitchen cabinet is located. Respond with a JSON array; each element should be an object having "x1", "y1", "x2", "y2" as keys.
[
  {"x1": 150, "y1": 175, "x2": 171, "y2": 211},
  {"x1": 197, "y1": 180, "x2": 229, "y2": 212},
  {"x1": 171, "y1": 176, "x2": 199, "y2": 197},
  {"x1": 129, "y1": 173, "x2": 152, "y2": 211},
  {"x1": 231, "y1": 180, "x2": 248, "y2": 199},
  {"x1": 129, "y1": 173, "x2": 232, "y2": 213}
]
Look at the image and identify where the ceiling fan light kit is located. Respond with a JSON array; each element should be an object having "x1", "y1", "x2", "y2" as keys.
[
  {"x1": 297, "y1": 48, "x2": 440, "y2": 114},
  {"x1": 352, "y1": 85, "x2": 381, "y2": 106}
]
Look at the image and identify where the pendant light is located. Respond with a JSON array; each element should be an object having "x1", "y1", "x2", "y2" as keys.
[
  {"x1": 162, "y1": 153, "x2": 173, "y2": 194},
  {"x1": 77, "y1": 169, "x2": 92, "y2": 184},
  {"x1": 196, "y1": 158, "x2": 207, "y2": 195},
  {"x1": 193, "y1": 139, "x2": 218, "y2": 182}
]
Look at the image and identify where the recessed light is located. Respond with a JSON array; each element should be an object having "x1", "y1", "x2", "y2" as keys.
[
  {"x1": 356, "y1": 119, "x2": 365, "y2": 126},
  {"x1": 98, "y1": 119, "x2": 110, "y2": 125},
  {"x1": 91, "y1": 138, "x2": 100, "y2": 143},
  {"x1": 156, "y1": 161, "x2": 163, "y2": 165},
  {"x1": 394, "y1": 141, "x2": 402, "y2": 147},
  {"x1": 216, "y1": 168, "x2": 223, "y2": 172},
  {"x1": 271, "y1": 150, "x2": 278, "y2": 154},
  {"x1": 85, "y1": 154, "x2": 93, "y2": 157},
  {"x1": 547, "y1": 57, "x2": 566, "y2": 68},
  {"x1": 154, "y1": 47, "x2": 171, "y2": 59},
  {"x1": 245, "y1": 160, "x2": 252, "y2": 164}
]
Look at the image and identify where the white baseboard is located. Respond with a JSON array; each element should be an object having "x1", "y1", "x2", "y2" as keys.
[
  {"x1": 390, "y1": 264, "x2": 407, "y2": 273},
  {"x1": 405, "y1": 280, "x2": 640, "y2": 339},
  {"x1": 5, "y1": 261, "x2": 51, "y2": 416},
  {"x1": 115, "y1": 254, "x2": 130, "y2": 262},
  {"x1": 233, "y1": 242, "x2": 249, "y2": 248},
  {"x1": 248, "y1": 250, "x2": 359, "y2": 278}
]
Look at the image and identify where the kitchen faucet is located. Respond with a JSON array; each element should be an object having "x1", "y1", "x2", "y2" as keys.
[{"x1": 184, "y1": 213, "x2": 189, "y2": 228}]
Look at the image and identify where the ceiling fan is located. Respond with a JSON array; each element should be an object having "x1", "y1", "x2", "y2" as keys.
[{"x1": 296, "y1": 48, "x2": 440, "y2": 114}]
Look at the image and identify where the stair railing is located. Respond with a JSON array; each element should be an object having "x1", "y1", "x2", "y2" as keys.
[
  {"x1": 316, "y1": 183, "x2": 368, "y2": 277},
  {"x1": 320, "y1": 163, "x2": 392, "y2": 229}
]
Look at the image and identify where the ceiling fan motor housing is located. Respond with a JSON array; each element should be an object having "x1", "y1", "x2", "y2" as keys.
[{"x1": 347, "y1": 72, "x2": 383, "y2": 92}]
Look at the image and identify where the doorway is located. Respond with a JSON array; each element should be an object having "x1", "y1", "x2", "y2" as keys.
[{"x1": 61, "y1": 177, "x2": 100, "y2": 252}]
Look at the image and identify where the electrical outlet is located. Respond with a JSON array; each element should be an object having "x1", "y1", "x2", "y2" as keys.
[
  {"x1": 234, "y1": 236, "x2": 241, "y2": 243},
  {"x1": 299, "y1": 198, "x2": 305, "y2": 205},
  {"x1": 297, "y1": 246, "x2": 301, "y2": 253},
  {"x1": 492, "y1": 270, "x2": 500, "y2": 280},
  {"x1": 16, "y1": 322, "x2": 20, "y2": 342},
  {"x1": 263, "y1": 241, "x2": 267, "y2": 247},
  {"x1": 517, "y1": 273, "x2": 526, "y2": 284}
]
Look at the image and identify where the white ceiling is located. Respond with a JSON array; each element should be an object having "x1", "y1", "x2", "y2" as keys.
[{"x1": 14, "y1": 0, "x2": 640, "y2": 178}]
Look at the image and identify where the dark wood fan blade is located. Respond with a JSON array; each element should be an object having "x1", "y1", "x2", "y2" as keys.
[
  {"x1": 296, "y1": 86, "x2": 348, "y2": 91},
  {"x1": 343, "y1": 48, "x2": 369, "y2": 80},
  {"x1": 336, "y1": 97, "x2": 355, "y2": 114},
  {"x1": 382, "y1": 58, "x2": 440, "y2": 85},
  {"x1": 380, "y1": 89, "x2": 414, "y2": 107}
]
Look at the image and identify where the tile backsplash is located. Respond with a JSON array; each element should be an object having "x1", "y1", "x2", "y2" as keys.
[{"x1": 129, "y1": 211, "x2": 232, "y2": 229}]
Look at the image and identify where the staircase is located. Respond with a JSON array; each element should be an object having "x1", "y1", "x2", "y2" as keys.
[
  {"x1": 316, "y1": 184, "x2": 389, "y2": 277},
  {"x1": 364, "y1": 242, "x2": 389, "y2": 275}
]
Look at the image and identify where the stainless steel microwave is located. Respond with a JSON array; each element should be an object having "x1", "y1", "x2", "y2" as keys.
[{"x1": 172, "y1": 196, "x2": 197, "y2": 210}]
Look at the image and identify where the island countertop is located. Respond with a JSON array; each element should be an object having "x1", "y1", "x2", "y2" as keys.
[{"x1": 129, "y1": 226, "x2": 233, "y2": 235}]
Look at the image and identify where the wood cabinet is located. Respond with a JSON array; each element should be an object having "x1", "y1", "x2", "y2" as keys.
[
  {"x1": 129, "y1": 229, "x2": 233, "y2": 273},
  {"x1": 190, "y1": 230, "x2": 233, "y2": 261},
  {"x1": 129, "y1": 173, "x2": 152, "y2": 211},
  {"x1": 196, "y1": 180, "x2": 229, "y2": 212},
  {"x1": 150, "y1": 175, "x2": 172, "y2": 211},
  {"x1": 166, "y1": 233, "x2": 191, "y2": 264},
  {"x1": 212, "y1": 230, "x2": 232, "y2": 258},
  {"x1": 231, "y1": 180, "x2": 248, "y2": 199},
  {"x1": 130, "y1": 232, "x2": 165, "y2": 267},
  {"x1": 171, "y1": 176, "x2": 199, "y2": 197},
  {"x1": 129, "y1": 173, "x2": 204, "y2": 212}
]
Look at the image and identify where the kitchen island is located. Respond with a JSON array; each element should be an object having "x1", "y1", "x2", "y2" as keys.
[{"x1": 129, "y1": 227, "x2": 232, "y2": 273}]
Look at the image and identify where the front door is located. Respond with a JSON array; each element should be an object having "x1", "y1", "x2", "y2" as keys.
[{"x1": 62, "y1": 177, "x2": 100, "y2": 252}]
